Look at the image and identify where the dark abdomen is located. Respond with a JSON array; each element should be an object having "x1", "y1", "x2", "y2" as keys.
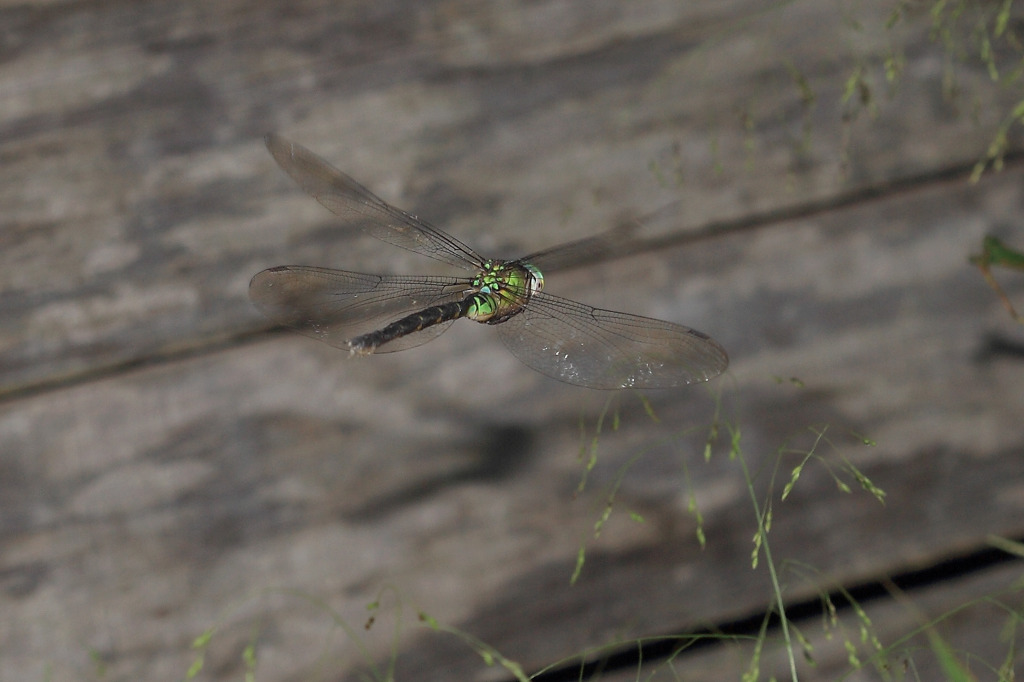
[{"x1": 349, "y1": 299, "x2": 472, "y2": 352}]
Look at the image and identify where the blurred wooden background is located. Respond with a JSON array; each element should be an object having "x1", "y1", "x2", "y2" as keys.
[{"x1": 2, "y1": 1, "x2": 1023, "y2": 680}]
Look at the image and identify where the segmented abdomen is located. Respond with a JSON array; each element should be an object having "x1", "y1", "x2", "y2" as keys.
[{"x1": 348, "y1": 299, "x2": 473, "y2": 353}]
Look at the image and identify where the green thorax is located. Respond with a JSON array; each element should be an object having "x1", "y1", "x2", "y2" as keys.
[{"x1": 467, "y1": 260, "x2": 544, "y2": 323}]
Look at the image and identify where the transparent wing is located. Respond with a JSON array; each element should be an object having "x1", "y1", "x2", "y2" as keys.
[
  {"x1": 265, "y1": 134, "x2": 484, "y2": 270},
  {"x1": 250, "y1": 266, "x2": 474, "y2": 353},
  {"x1": 495, "y1": 292, "x2": 728, "y2": 389},
  {"x1": 519, "y1": 222, "x2": 641, "y2": 273}
]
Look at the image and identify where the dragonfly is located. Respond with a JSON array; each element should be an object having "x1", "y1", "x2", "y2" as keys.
[{"x1": 250, "y1": 134, "x2": 728, "y2": 389}]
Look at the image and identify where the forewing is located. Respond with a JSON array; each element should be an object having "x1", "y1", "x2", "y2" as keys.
[
  {"x1": 250, "y1": 266, "x2": 473, "y2": 353},
  {"x1": 495, "y1": 292, "x2": 728, "y2": 389},
  {"x1": 265, "y1": 134, "x2": 483, "y2": 269},
  {"x1": 519, "y1": 222, "x2": 641, "y2": 274}
]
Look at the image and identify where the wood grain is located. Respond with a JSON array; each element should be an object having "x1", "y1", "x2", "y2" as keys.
[{"x1": 2, "y1": 1, "x2": 1023, "y2": 681}]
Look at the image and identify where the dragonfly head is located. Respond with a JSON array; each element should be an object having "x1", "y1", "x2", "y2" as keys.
[{"x1": 523, "y1": 262, "x2": 544, "y2": 295}]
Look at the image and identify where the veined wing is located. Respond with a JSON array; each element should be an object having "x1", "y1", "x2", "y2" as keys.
[
  {"x1": 250, "y1": 266, "x2": 474, "y2": 352},
  {"x1": 495, "y1": 292, "x2": 728, "y2": 389},
  {"x1": 518, "y1": 222, "x2": 641, "y2": 274},
  {"x1": 265, "y1": 134, "x2": 483, "y2": 270}
]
